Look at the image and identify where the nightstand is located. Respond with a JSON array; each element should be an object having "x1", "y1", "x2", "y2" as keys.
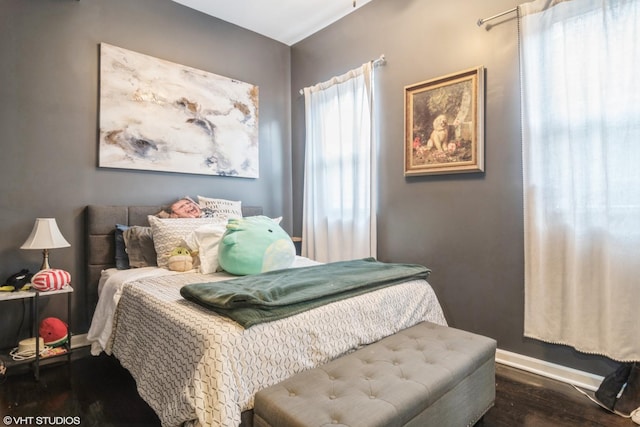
[
  {"x1": 0, "y1": 286, "x2": 73, "y2": 380},
  {"x1": 292, "y1": 237, "x2": 302, "y2": 256}
]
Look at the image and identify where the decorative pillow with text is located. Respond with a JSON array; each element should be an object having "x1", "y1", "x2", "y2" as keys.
[{"x1": 197, "y1": 196, "x2": 243, "y2": 220}]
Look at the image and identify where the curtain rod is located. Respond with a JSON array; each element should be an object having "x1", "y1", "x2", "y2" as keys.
[
  {"x1": 477, "y1": 7, "x2": 517, "y2": 27},
  {"x1": 298, "y1": 54, "x2": 386, "y2": 95}
]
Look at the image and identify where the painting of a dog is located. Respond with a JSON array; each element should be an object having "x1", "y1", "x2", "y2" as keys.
[
  {"x1": 404, "y1": 67, "x2": 485, "y2": 176},
  {"x1": 426, "y1": 114, "x2": 449, "y2": 152}
]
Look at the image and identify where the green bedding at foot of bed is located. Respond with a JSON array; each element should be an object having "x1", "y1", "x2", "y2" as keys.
[{"x1": 180, "y1": 257, "x2": 431, "y2": 328}]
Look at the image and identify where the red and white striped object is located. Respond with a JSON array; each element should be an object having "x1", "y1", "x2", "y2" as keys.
[{"x1": 31, "y1": 269, "x2": 71, "y2": 291}]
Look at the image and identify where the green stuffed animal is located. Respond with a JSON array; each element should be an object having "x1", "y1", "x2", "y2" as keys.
[
  {"x1": 218, "y1": 216, "x2": 296, "y2": 276},
  {"x1": 168, "y1": 246, "x2": 195, "y2": 272}
]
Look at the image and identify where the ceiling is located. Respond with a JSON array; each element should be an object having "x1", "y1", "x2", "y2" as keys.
[{"x1": 171, "y1": 0, "x2": 372, "y2": 46}]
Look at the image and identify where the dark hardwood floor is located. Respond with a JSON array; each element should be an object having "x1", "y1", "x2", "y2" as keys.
[
  {"x1": 481, "y1": 364, "x2": 634, "y2": 427},
  {"x1": 0, "y1": 349, "x2": 635, "y2": 426}
]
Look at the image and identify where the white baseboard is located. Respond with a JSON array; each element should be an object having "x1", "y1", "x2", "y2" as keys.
[
  {"x1": 70, "y1": 333, "x2": 90, "y2": 349},
  {"x1": 496, "y1": 348, "x2": 603, "y2": 392}
]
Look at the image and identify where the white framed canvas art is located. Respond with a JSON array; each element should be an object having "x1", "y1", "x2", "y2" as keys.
[{"x1": 99, "y1": 43, "x2": 259, "y2": 178}]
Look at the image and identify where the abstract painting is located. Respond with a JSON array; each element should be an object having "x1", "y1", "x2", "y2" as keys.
[
  {"x1": 404, "y1": 66, "x2": 484, "y2": 176},
  {"x1": 99, "y1": 43, "x2": 259, "y2": 178}
]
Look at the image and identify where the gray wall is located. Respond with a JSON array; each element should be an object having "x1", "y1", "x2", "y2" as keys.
[
  {"x1": 0, "y1": 0, "x2": 291, "y2": 346},
  {"x1": 291, "y1": 0, "x2": 617, "y2": 375}
]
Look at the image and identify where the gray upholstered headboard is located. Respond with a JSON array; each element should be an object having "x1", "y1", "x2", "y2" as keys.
[{"x1": 85, "y1": 204, "x2": 263, "y2": 313}]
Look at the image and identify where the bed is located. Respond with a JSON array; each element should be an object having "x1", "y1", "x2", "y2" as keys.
[{"x1": 84, "y1": 203, "x2": 447, "y2": 427}]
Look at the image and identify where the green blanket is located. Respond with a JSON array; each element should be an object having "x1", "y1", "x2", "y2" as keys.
[{"x1": 180, "y1": 257, "x2": 431, "y2": 328}]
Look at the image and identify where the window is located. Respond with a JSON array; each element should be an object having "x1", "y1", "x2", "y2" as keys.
[
  {"x1": 302, "y1": 63, "x2": 376, "y2": 262},
  {"x1": 520, "y1": 0, "x2": 640, "y2": 361}
]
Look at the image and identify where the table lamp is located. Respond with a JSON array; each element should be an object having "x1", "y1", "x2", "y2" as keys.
[{"x1": 20, "y1": 218, "x2": 70, "y2": 270}]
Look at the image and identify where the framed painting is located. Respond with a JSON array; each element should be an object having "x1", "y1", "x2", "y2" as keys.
[
  {"x1": 99, "y1": 43, "x2": 259, "y2": 178},
  {"x1": 404, "y1": 66, "x2": 484, "y2": 176}
]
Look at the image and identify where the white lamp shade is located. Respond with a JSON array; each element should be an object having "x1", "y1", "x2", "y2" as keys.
[{"x1": 20, "y1": 218, "x2": 70, "y2": 250}]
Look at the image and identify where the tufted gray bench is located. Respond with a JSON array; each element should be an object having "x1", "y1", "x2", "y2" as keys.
[{"x1": 253, "y1": 321, "x2": 496, "y2": 427}]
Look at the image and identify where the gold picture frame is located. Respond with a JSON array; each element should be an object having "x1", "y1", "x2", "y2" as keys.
[{"x1": 404, "y1": 66, "x2": 485, "y2": 176}]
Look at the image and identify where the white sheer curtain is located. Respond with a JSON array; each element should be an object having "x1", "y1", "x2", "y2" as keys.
[
  {"x1": 520, "y1": 0, "x2": 640, "y2": 361},
  {"x1": 302, "y1": 62, "x2": 376, "y2": 263}
]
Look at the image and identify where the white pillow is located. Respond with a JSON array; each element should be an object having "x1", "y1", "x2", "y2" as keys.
[
  {"x1": 183, "y1": 223, "x2": 227, "y2": 274},
  {"x1": 197, "y1": 196, "x2": 242, "y2": 220},
  {"x1": 148, "y1": 216, "x2": 225, "y2": 269}
]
